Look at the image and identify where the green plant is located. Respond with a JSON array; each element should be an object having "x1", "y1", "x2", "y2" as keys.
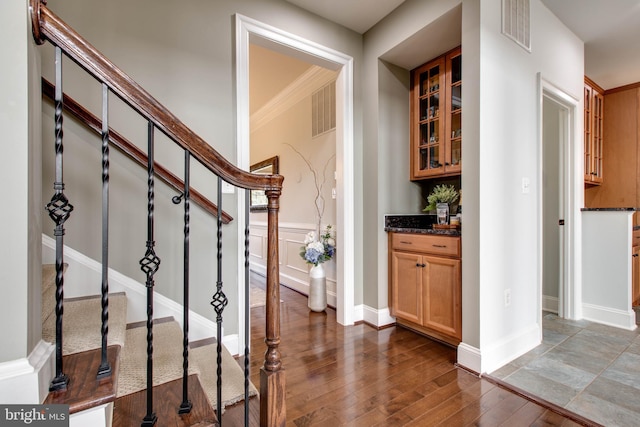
[{"x1": 423, "y1": 184, "x2": 460, "y2": 211}]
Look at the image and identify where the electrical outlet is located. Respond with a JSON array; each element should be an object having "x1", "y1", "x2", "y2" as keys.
[{"x1": 504, "y1": 289, "x2": 511, "y2": 307}]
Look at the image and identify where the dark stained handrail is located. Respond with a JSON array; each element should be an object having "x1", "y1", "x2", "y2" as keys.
[
  {"x1": 41, "y1": 78, "x2": 233, "y2": 224},
  {"x1": 31, "y1": 1, "x2": 286, "y2": 425},
  {"x1": 30, "y1": 1, "x2": 283, "y2": 194}
]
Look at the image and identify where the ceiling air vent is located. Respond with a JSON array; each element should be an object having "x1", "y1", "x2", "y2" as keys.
[
  {"x1": 312, "y1": 81, "x2": 336, "y2": 138},
  {"x1": 502, "y1": 0, "x2": 531, "y2": 52}
]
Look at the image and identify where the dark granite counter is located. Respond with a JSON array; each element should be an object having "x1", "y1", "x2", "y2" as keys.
[{"x1": 384, "y1": 214, "x2": 461, "y2": 237}]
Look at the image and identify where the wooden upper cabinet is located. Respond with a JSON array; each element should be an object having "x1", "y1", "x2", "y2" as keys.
[
  {"x1": 410, "y1": 47, "x2": 462, "y2": 180},
  {"x1": 585, "y1": 76, "x2": 604, "y2": 185}
]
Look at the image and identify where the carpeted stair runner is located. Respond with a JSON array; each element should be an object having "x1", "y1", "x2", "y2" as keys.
[
  {"x1": 118, "y1": 320, "x2": 257, "y2": 411},
  {"x1": 42, "y1": 266, "x2": 127, "y2": 355}
]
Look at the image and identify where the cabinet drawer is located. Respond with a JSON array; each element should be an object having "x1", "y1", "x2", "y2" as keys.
[{"x1": 391, "y1": 233, "x2": 461, "y2": 258}]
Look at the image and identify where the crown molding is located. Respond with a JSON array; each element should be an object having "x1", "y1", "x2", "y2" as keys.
[{"x1": 250, "y1": 65, "x2": 336, "y2": 132}]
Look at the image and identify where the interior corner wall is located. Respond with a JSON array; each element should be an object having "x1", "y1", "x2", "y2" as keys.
[
  {"x1": 463, "y1": 0, "x2": 583, "y2": 373},
  {"x1": 362, "y1": 0, "x2": 461, "y2": 309},
  {"x1": 0, "y1": 0, "x2": 42, "y2": 362}
]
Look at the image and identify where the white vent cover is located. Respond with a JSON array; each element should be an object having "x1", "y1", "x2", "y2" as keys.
[
  {"x1": 502, "y1": 0, "x2": 531, "y2": 52},
  {"x1": 312, "y1": 81, "x2": 336, "y2": 137}
]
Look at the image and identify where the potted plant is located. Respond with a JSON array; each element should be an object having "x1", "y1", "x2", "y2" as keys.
[{"x1": 423, "y1": 184, "x2": 459, "y2": 225}]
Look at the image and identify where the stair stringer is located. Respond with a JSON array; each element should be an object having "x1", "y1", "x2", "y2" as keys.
[{"x1": 42, "y1": 234, "x2": 240, "y2": 355}]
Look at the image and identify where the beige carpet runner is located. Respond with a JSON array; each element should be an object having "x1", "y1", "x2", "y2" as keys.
[
  {"x1": 118, "y1": 320, "x2": 257, "y2": 410},
  {"x1": 42, "y1": 265, "x2": 257, "y2": 412}
]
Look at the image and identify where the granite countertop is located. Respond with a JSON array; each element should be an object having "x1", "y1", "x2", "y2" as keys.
[{"x1": 384, "y1": 214, "x2": 461, "y2": 237}]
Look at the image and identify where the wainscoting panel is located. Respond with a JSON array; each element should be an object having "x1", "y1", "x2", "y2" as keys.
[{"x1": 249, "y1": 222, "x2": 337, "y2": 305}]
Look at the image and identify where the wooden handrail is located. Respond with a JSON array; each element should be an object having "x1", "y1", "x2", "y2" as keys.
[
  {"x1": 41, "y1": 78, "x2": 233, "y2": 224},
  {"x1": 30, "y1": 1, "x2": 283, "y2": 194},
  {"x1": 31, "y1": 1, "x2": 286, "y2": 425}
]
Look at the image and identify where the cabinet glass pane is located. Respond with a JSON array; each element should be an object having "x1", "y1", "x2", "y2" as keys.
[
  {"x1": 450, "y1": 112, "x2": 461, "y2": 140},
  {"x1": 451, "y1": 55, "x2": 461, "y2": 84},
  {"x1": 451, "y1": 84, "x2": 461, "y2": 111},
  {"x1": 420, "y1": 121, "x2": 440, "y2": 145},
  {"x1": 419, "y1": 146, "x2": 441, "y2": 171}
]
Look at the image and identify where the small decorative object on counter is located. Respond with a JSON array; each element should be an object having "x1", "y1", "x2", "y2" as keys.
[
  {"x1": 423, "y1": 184, "x2": 460, "y2": 224},
  {"x1": 300, "y1": 225, "x2": 335, "y2": 312}
]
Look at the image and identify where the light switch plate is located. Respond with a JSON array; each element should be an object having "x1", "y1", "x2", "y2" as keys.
[
  {"x1": 221, "y1": 181, "x2": 235, "y2": 194},
  {"x1": 521, "y1": 177, "x2": 530, "y2": 194}
]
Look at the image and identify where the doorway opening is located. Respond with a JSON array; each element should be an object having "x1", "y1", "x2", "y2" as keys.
[
  {"x1": 538, "y1": 75, "x2": 580, "y2": 327},
  {"x1": 234, "y1": 15, "x2": 356, "y2": 348}
]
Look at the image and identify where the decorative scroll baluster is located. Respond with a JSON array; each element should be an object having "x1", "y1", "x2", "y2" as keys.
[
  {"x1": 46, "y1": 46, "x2": 73, "y2": 392},
  {"x1": 97, "y1": 83, "x2": 112, "y2": 380},
  {"x1": 178, "y1": 151, "x2": 192, "y2": 414},
  {"x1": 139, "y1": 121, "x2": 160, "y2": 427},
  {"x1": 243, "y1": 191, "x2": 251, "y2": 426},
  {"x1": 210, "y1": 177, "x2": 228, "y2": 420}
]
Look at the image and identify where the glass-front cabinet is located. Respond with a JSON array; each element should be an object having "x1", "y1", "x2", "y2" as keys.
[
  {"x1": 584, "y1": 76, "x2": 604, "y2": 185},
  {"x1": 411, "y1": 47, "x2": 462, "y2": 180}
]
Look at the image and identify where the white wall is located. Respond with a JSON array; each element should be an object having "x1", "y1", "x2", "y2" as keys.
[
  {"x1": 460, "y1": 0, "x2": 584, "y2": 373},
  {"x1": 0, "y1": 0, "x2": 42, "y2": 362},
  {"x1": 39, "y1": 0, "x2": 362, "y2": 335}
]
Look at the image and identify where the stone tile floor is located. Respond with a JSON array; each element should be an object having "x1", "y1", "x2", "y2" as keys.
[{"x1": 490, "y1": 313, "x2": 640, "y2": 427}]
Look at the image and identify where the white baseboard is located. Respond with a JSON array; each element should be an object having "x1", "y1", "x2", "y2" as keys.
[
  {"x1": 582, "y1": 303, "x2": 637, "y2": 331},
  {"x1": 457, "y1": 323, "x2": 541, "y2": 375},
  {"x1": 542, "y1": 295, "x2": 559, "y2": 313},
  {"x1": 353, "y1": 304, "x2": 364, "y2": 323},
  {"x1": 362, "y1": 305, "x2": 395, "y2": 328},
  {"x1": 0, "y1": 340, "x2": 54, "y2": 404},
  {"x1": 457, "y1": 342, "x2": 482, "y2": 374},
  {"x1": 41, "y1": 235, "x2": 240, "y2": 354}
]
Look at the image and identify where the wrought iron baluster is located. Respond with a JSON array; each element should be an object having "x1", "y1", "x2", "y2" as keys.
[
  {"x1": 178, "y1": 151, "x2": 192, "y2": 414},
  {"x1": 140, "y1": 121, "x2": 159, "y2": 427},
  {"x1": 46, "y1": 46, "x2": 73, "y2": 392},
  {"x1": 97, "y1": 83, "x2": 112, "y2": 380},
  {"x1": 244, "y1": 190, "x2": 251, "y2": 426},
  {"x1": 210, "y1": 176, "x2": 228, "y2": 421}
]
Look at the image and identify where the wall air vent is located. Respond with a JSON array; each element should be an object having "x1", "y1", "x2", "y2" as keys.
[
  {"x1": 312, "y1": 81, "x2": 336, "y2": 138},
  {"x1": 502, "y1": 0, "x2": 531, "y2": 52}
]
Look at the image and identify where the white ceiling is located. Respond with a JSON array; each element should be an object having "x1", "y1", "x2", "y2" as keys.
[{"x1": 287, "y1": 0, "x2": 640, "y2": 90}]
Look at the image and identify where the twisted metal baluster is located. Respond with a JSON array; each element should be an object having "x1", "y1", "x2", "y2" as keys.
[
  {"x1": 178, "y1": 151, "x2": 192, "y2": 414},
  {"x1": 243, "y1": 190, "x2": 251, "y2": 426},
  {"x1": 97, "y1": 83, "x2": 112, "y2": 379},
  {"x1": 210, "y1": 176, "x2": 228, "y2": 420},
  {"x1": 47, "y1": 46, "x2": 73, "y2": 392},
  {"x1": 140, "y1": 121, "x2": 159, "y2": 427}
]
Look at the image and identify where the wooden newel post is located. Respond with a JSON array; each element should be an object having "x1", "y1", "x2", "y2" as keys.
[{"x1": 261, "y1": 188, "x2": 286, "y2": 427}]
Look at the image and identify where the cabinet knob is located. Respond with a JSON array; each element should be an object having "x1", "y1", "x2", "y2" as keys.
[
  {"x1": 634, "y1": 254, "x2": 639, "y2": 258},
  {"x1": 416, "y1": 263, "x2": 421, "y2": 267},
  {"x1": 421, "y1": 263, "x2": 426, "y2": 268}
]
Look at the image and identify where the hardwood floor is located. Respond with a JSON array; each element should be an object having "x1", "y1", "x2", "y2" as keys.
[{"x1": 226, "y1": 281, "x2": 591, "y2": 426}]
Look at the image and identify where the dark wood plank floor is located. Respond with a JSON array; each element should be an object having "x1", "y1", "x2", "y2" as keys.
[{"x1": 225, "y1": 279, "x2": 589, "y2": 426}]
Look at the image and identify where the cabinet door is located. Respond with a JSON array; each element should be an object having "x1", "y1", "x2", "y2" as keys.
[
  {"x1": 421, "y1": 256, "x2": 461, "y2": 339},
  {"x1": 591, "y1": 90, "x2": 604, "y2": 184},
  {"x1": 411, "y1": 57, "x2": 446, "y2": 179},
  {"x1": 584, "y1": 83, "x2": 593, "y2": 182},
  {"x1": 445, "y1": 47, "x2": 462, "y2": 175},
  {"x1": 391, "y1": 251, "x2": 423, "y2": 324}
]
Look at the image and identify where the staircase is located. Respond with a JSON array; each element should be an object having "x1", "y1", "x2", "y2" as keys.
[
  {"x1": 32, "y1": 0, "x2": 285, "y2": 424},
  {"x1": 41, "y1": 264, "x2": 257, "y2": 426}
]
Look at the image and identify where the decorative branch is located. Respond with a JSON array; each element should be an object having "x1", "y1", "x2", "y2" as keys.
[{"x1": 284, "y1": 143, "x2": 335, "y2": 235}]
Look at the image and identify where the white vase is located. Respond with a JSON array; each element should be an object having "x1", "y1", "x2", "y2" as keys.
[{"x1": 308, "y1": 264, "x2": 327, "y2": 312}]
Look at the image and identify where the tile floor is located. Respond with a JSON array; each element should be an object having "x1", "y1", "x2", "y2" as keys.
[{"x1": 490, "y1": 313, "x2": 640, "y2": 426}]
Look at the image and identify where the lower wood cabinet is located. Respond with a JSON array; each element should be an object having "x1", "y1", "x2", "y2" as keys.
[{"x1": 389, "y1": 232, "x2": 462, "y2": 344}]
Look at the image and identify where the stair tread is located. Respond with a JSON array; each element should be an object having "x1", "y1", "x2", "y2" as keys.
[
  {"x1": 113, "y1": 374, "x2": 217, "y2": 427},
  {"x1": 44, "y1": 345, "x2": 120, "y2": 414},
  {"x1": 42, "y1": 293, "x2": 128, "y2": 355}
]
